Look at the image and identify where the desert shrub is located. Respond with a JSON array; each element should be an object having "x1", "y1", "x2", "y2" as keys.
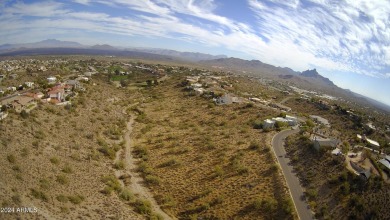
[
  {"x1": 49, "y1": 157, "x2": 59, "y2": 165},
  {"x1": 68, "y1": 195, "x2": 84, "y2": 205},
  {"x1": 101, "y1": 186, "x2": 114, "y2": 195},
  {"x1": 214, "y1": 165, "x2": 224, "y2": 177},
  {"x1": 7, "y1": 154, "x2": 16, "y2": 163},
  {"x1": 30, "y1": 189, "x2": 48, "y2": 202},
  {"x1": 252, "y1": 120, "x2": 263, "y2": 129},
  {"x1": 145, "y1": 175, "x2": 161, "y2": 185},
  {"x1": 62, "y1": 165, "x2": 73, "y2": 173},
  {"x1": 21, "y1": 148, "x2": 29, "y2": 157},
  {"x1": 340, "y1": 181, "x2": 350, "y2": 195},
  {"x1": 56, "y1": 175, "x2": 69, "y2": 185},
  {"x1": 101, "y1": 175, "x2": 121, "y2": 192},
  {"x1": 12, "y1": 165, "x2": 21, "y2": 172},
  {"x1": 305, "y1": 189, "x2": 318, "y2": 201},
  {"x1": 114, "y1": 160, "x2": 125, "y2": 170},
  {"x1": 11, "y1": 195, "x2": 21, "y2": 205},
  {"x1": 280, "y1": 198, "x2": 294, "y2": 216},
  {"x1": 159, "y1": 158, "x2": 180, "y2": 167},
  {"x1": 269, "y1": 164, "x2": 278, "y2": 173},
  {"x1": 134, "y1": 199, "x2": 152, "y2": 215},
  {"x1": 56, "y1": 195, "x2": 68, "y2": 203},
  {"x1": 149, "y1": 213, "x2": 164, "y2": 220},
  {"x1": 248, "y1": 142, "x2": 260, "y2": 150},
  {"x1": 98, "y1": 145, "x2": 116, "y2": 160},
  {"x1": 32, "y1": 140, "x2": 39, "y2": 147},
  {"x1": 119, "y1": 188, "x2": 134, "y2": 201},
  {"x1": 39, "y1": 179, "x2": 50, "y2": 189},
  {"x1": 133, "y1": 146, "x2": 148, "y2": 158},
  {"x1": 20, "y1": 110, "x2": 29, "y2": 118},
  {"x1": 137, "y1": 162, "x2": 153, "y2": 175}
]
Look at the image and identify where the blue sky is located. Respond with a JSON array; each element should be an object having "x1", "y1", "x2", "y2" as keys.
[{"x1": 0, "y1": 0, "x2": 389, "y2": 106}]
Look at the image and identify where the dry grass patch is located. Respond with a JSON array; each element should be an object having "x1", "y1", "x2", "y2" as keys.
[{"x1": 132, "y1": 74, "x2": 293, "y2": 219}]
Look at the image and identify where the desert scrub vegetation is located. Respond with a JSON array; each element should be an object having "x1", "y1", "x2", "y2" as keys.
[
  {"x1": 68, "y1": 194, "x2": 85, "y2": 205},
  {"x1": 30, "y1": 188, "x2": 48, "y2": 202},
  {"x1": 7, "y1": 154, "x2": 16, "y2": 163},
  {"x1": 101, "y1": 175, "x2": 122, "y2": 195},
  {"x1": 56, "y1": 174, "x2": 69, "y2": 185},
  {"x1": 114, "y1": 160, "x2": 125, "y2": 170},
  {"x1": 50, "y1": 156, "x2": 59, "y2": 165},
  {"x1": 129, "y1": 74, "x2": 288, "y2": 219},
  {"x1": 119, "y1": 188, "x2": 134, "y2": 202},
  {"x1": 133, "y1": 198, "x2": 152, "y2": 215}
]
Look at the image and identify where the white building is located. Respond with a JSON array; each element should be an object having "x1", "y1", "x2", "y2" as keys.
[
  {"x1": 285, "y1": 115, "x2": 298, "y2": 126},
  {"x1": 366, "y1": 138, "x2": 380, "y2": 148},
  {"x1": 47, "y1": 76, "x2": 57, "y2": 83},
  {"x1": 379, "y1": 155, "x2": 390, "y2": 171},
  {"x1": 263, "y1": 119, "x2": 275, "y2": 129},
  {"x1": 25, "y1": 82, "x2": 34, "y2": 88}
]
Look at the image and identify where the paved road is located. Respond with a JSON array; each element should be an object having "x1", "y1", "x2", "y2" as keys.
[{"x1": 271, "y1": 128, "x2": 314, "y2": 220}]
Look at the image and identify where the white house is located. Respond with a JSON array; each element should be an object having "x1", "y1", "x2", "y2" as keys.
[
  {"x1": 312, "y1": 136, "x2": 339, "y2": 151},
  {"x1": 191, "y1": 83, "x2": 203, "y2": 88},
  {"x1": 263, "y1": 119, "x2": 275, "y2": 129},
  {"x1": 0, "y1": 111, "x2": 8, "y2": 120},
  {"x1": 379, "y1": 155, "x2": 390, "y2": 171},
  {"x1": 7, "y1": 87, "x2": 16, "y2": 91},
  {"x1": 285, "y1": 115, "x2": 298, "y2": 126},
  {"x1": 249, "y1": 97, "x2": 262, "y2": 102},
  {"x1": 25, "y1": 82, "x2": 34, "y2": 88},
  {"x1": 47, "y1": 76, "x2": 57, "y2": 83},
  {"x1": 310, "y1": 115, "x2": 330, "y2": 127},
  {"x1": 194, "y1": 88, "x2": 206, "y2": 95},
  {"x1": 366, "y1": 138, "x2": 380, "y2": 148}
]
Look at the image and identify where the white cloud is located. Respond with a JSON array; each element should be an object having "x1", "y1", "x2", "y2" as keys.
[
  {"x1": 247, "y1": 0, "x2": 390, "y2": 77},
  {"x1": 72, "y1": 0, "x2": 91, "y2": 5},
  {"x1": 4, "y1": 1, "x2": 68, "y2": 17}
]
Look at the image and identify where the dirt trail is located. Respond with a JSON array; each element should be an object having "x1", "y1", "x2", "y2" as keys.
[{"x1": 116, "y1": 114, "x2": 174, "y2": 220}]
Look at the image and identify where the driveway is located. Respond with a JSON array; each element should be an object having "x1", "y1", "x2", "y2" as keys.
[{"x1": 271, "y1": 128, "x2": 314, "y2": 220}]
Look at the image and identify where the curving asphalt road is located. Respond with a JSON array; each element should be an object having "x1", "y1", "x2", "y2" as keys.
[{"x1": 271, "y1": 128, "x2": 314, "y2": 220}]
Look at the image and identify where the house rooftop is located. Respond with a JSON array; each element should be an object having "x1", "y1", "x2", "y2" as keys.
[
  {"x1": 366, "y1": 138, "x2": 380, "y2": 147},
  {"x1": 379, "y1": 157, "x2": 390, "y2": 170}
]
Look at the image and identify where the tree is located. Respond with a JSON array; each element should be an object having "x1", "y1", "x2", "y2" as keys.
[
  {"x1": 153, "y1": 79, "x2": 159, "y2": 85},
  {"x1": 279, "y1": 112, "x2": 287, "y2": 118},
  {"x1": 20, "y1": 110, "x2": 29, "y2": 119},
  {"x1": 120, "y1": 79, "x2": 129, "y2": 87},
  {"x1": 306, "y1": 119, "x2": 315, "y2": 128},
  {"x1": 146, "y1": 80, "x2": 152, "y2": 87}
]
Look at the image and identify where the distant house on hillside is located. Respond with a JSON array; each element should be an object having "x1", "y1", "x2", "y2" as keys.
[
  {"x1": 356, "y1": 134, "x2": 380, "y2": 149},
  {"x1": 0, "y1": 111, "x2": 8, "y2": 120},
  {"x1": 312, "y1": 136, "x2": 339, "y2": 151},
  {"x1": 0, "y1": 95, "x2": 36, "y2": 113},
  {"x1": 379, "y1": 155, "x2": 390, "y2": 172},
  {"x1": 24, "y1": 82, "x2": 34, "y2": 88},
  {"x1": 350, "y1": 161, "x2": 371, "y2": 180},
  {"x1": 47, "y1": 76, "x2": 57, "y2": 83},
  {"x1": 215, "y1": 94, "x2": 233, "y2": 105},
  {"x1": 65, "y1": 80, "x2": 81, "y2": 90},
  {"x1": 269, "y1": 103, "x2": 291, "y2": 112},
  {"x1": 310, "y1": 115, "x2": 330, "y2": 127},
  {"x1": 263, "y1": 119, "x2": 275, "y2": 129},
  {"x1": 48, "y1": 85, "x2": 65, "y2": 102}
]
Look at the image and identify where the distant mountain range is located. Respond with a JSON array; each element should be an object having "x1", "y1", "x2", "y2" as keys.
[
  {"x1": 0, "y1": 39, "x2": 389, "y2": 112},
  {"x1": 199, "y1": 57, "x2": 390, "y2": 112},
  {"x1": 0, "y1": 39, "x2": 226, "y2": 62},
  {"x1": 0, "y1": 39, "x2": 83, "y2": 50}
]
